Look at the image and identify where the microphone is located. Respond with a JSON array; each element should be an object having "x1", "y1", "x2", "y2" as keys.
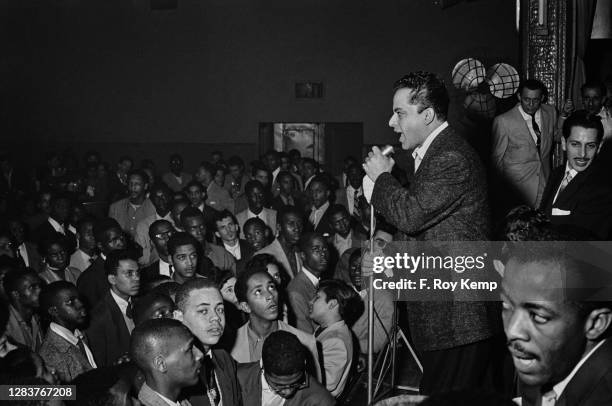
[{"x1": 380, "y1": 145, "x2": 395, "y2": 157}]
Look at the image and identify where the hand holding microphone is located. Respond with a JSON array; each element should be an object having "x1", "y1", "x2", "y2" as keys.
[{"x1": 363, "y1": 145, "x2": 395, "y2": 183}]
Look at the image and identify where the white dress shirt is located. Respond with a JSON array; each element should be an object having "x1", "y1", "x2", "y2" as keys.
[
  {"x1": 223, "y1": 241, "x2": 241, "y2": 260},
  {"x1": 346, "y1": 185, "x2": 362, "y2": 215},
  {"x1": 300, "y1": 267, "x2": 320, "y2": 288},
  {"x1": 309, "y1": 201, "x2": 330, "y2": 229},
  {"x1": 518, "y1": 105, "x2": 543, "y2": 145},
  {"x1": 333, "y1": 232, "x2": 353, "y2": 256},
  {"x1": 48, "y1": 217, "x2": 66, "y2": 235},
  {"x1": 110, "y1": 289, "x2": 134, "y2": 333},
  {"x1": 303, "y1": 175, "x2": 315, "y2": 191},
  {"x1": 158, "y1": 259, "x2": 172, "y2": 277},
  {"x1": 49, "y1": 322, "x2": 97, "y2": 368},
  {"x1": 272, "y1": 167, "x2": 280, "y2": 185},
  {"x1": 261, "y1": 367, "x2": 286, "y2": 406}
]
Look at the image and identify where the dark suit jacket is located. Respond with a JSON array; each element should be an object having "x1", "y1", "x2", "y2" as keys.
[
  {"x1": 238, "y1": 361, "x2": 334, "y2": 406},
  {"x1": 77, "y1": 257, "x2": 108, "y2": 309},
  {"x1": 234, "y1": 239, "x2": 255, "y2": 275},
  {"x1": 305, "y1": 205, "x2": 334, "y2": 237},
  {"x1": 20, "y1": 242, "x2": 42, "y2": 272},
  {"x1": 185, "y1": 349, "x2": 242, "y2": 406},
  {"x1": 39, "y1": 329, "x2": 93, "y2": 383},
  {"x1": 33, "y1": 220, "x2": 77, "y2": 255},
  {"x1": 371, "y1": 126, "x2": 500, "y2": 351},
  {"x1": 287, "y1": 270, "x2": 317, "y2": 334},
  {"x1": 540, "y1": 164, "x2": 612, "y2": 239},
  {"x1": 85, "y1": 291, "x2": 131, "y2": 367}
]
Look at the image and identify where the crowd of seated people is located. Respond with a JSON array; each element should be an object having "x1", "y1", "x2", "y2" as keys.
[{"x1": 0, "y1": 78, "x2": 611, "y2": 405}]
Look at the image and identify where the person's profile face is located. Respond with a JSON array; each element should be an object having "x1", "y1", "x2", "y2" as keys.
[
  {"x1": 220, "y1": 276, "x2": 238, "y2": 305},
  {"x1": 308, "y1": 288, "x2": 329, "y2": 324},
  {"x1": 180, "y1": 288, "x2": 225, "y2": 346},
  {"x1": 279, "y1": 214, "x2": 303, "y2": 245},
  {"x1": 301, "y1": 236, "x2": 329, "y2": 275},
  {"x1": 171, "y1": 202, "x2": 189, "y2": 226},
  {"x1": 151, "y1": 222, "x2": 175, "y2": 257},
  {"x1": 165, "y1": 333, "x2": 203, "y2": 387},
  {"x1": 561, "y1": 126, "x2": 600, "y2": 173},
  {"x1": 518, "y1": 88, "x2": 544, "y2": 115},
  {"x1": 244, "y1": 223, "x2": 268, "y2": 251},
  {"x1": 16, "y1": 274, "x2": 42, "y2": 309},
  {"x1": 170, "y1": 244, "x2": 198, "y2": 279},
  {"x1": 244, "y1": 273, "x2": 278, "y2": 321},
  {"x1": 388, "y1": 88, "x2": 429, "y2": 151},
  {"x1": 110, "y1": 259, "x2": 140, "y2": 298},
  {"x1": 183, "y1": 216, "x2": 206, "y2": 243},
  {"x1": 102, "y1": 228, "x2": 127, "y2": 252},
  {"x1": 581, "y1": 87, "x2": 603, "y2": 114},
  {"x1": 501, "y1": 258, "x2": 585, "y2": 388}
]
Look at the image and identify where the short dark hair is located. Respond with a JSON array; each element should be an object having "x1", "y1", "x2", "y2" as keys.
[
  {"x1": 251, "y1": 162, "x2": 270, "y2": 178},
  {"x1": 76, "y1": 217, "x2": 96, "y2": 236},
  {"x1": 39, "y1": 281, "x2": 76, "y2": 320},
  {"x1": 581, "y1": 81, "x2": 606, "y2": 96},
  {"x1": 298, "y1": 232, "x2": 324, "y2": 253},
  {"x1": 166, "y1": 232, "x2": 199, "y2": 257},
  {"x1": 198, "y1": 161, "x2": 216, "y2": 176},
  {"x1": 93, "y1": 218, "x2": 122, "y2": 245},
  {"x1": 227, "y1": 156, "x2": 244, "y2": 168},
  {"x1": 180, "y1": 206, "x2": 205, "y2": 227},
  {"x1": 277, "y1": 205, "x2": 304, "y2": 226},
  {"x1": 327, "y1": 204, "x2": 349, "y2": 219},
  {"x1": 243, "y1": 217, "x2": 267, "y2": 232},
  {"x1": 499, "y1": 205, "x2": 552, "y2": 241},
  {"x1": 119, "y1": 155, "x2": 133, "y2": 165},
  {"x1": 127, "y1": 169, "x2": 149, "y2": 184},
  {"x1": 104, "y1": 250, "x2": 138, "y2": 276},
  {"x1": 149, "y1": 182, "x2": 172, "y2": 198},
  {"x1": 184, "y1": 180, "x2": 204, "y2": 192},
  {"x1": 245, "y1": 180, "x2": 264, "y2": 196},
  {"x1": 518, "y1": 79, "x2": 547, "y2": 94},
  {"x1": 130, "y1": 318, "x2": 192, "y2": 372},
  {"x1": 276, "y1": 170, "x2": 294, "y2": 184},
  {"x1": 133, "y1": 292, "x2": 175, "y2": 326},
  {"x1": 393, "y1": 71, "x2": 450, "y2": 121},
  {"x1": 39, "y1": 232, "x2": 67, "y2": 257},
  {"x1": 214, "y1": 210, "x2": 238, "y2": 230},
  {"x1": 148, "y1": 219, "x2": 174, "y2": 240},
  {"x1": 308, "y1": 174, "x2": 330, "y2": 191},
  {"x1": 175, "y1": 278, "x2": 219, "y2": 312},
  {"x1": 235, "y1": 266, "x2": 271, "y2": 303},
  {"x1": 262, "y1": 331, "x2": 306, "y2": 376},
  {"x1": 561, "y1": 109, "x2": 604, "y2": 143},
  {"x1": 301, "y1": 158, "x2": 318, "y2": 170},
  {"x1": 3, "y1": 269, "x2": 39, "y2": 299},
  {"x1": 317, "y1": 279, "x2": 361, "y2": 323}
]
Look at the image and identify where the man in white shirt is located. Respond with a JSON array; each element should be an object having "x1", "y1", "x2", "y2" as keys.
[
  {"x1": 501, "y1": 241, "x2": 612, "y2": 405},
  {"x1": 335, "y1": 163, "x2": 364, "y2": 220},
  {"x1": 214, "y1": 210, "x2": 254, "y2": 275},
  {"x1": 69, "y1": 218, "x2": 98, "y2": 273},
  {"x1": 39, "y1": 281, "x2": 96, "y2": 383},
  {"x1": 131, "y1": 318, "x2": 203, "y2": 406},
  {"x1": 307, "y1": 176, "x2": 333, "y2": 236}
]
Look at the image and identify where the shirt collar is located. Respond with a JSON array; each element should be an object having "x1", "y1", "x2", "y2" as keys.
[
  {"x1": 334, "y1": 231, "x2": 352, "y2": 243},
  {"x1": 564, "y1": 162, "x2": 578, "y2": 179},
  {"x1": 158, "y1": 260, "x2": 171, "y2": 277},
  {"x1": 110, "y1": 289, "x2": 129, "y2": 314},
  {"x1": 49, "y1": 322, "x2": 84, "y2": 346},
  {"x1": 552, "y1": 339, "x2": 607, "y2": 398},
  {"x1": 301, "y1": 267, "x2": 320, "y2": 287},
  {"x1": 312, "y1": 201, "x2": 330, "y2": 214},
  {"x1": 151, "y1": 388, "x2": 181, "y2": 406},
  {"x1": 248, "y1": 209, "x2": 263, "y2": 218},
  {"x1": 48, "y1": 217, "x2": 64, "y2": 233},
  {"x1": 518, "y1": 104, "x2": 541, "y2": 121},
  {"x1": 412, "y1": 121, "x2": 449, "y2": 163}
]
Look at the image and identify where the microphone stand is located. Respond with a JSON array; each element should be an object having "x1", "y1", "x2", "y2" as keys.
[{"x1": 367, "y1": 205, "x2": 375, "y2": 405}]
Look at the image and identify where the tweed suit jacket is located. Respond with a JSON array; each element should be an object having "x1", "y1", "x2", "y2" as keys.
[
  {"x1": 255, "y1": 238, "x2": 302, "y2": 280},
  {"x1": 85, "y1": 291, "x2": 131, "y2": 367},
  {"x1": 286, "y1": 270, "x2": 318, "y2": 334},
  {"x1": 185, "y1": 349, "x2": 242, "y2": 406},
  {"x1": 237, "y1": 208, "x2": 277, "y2": 239},
  {"x1": 139, "y1": 383, "x2": 192, "y2": 406},
  {"x1": 491, "y1": 104, "x2": 557, "y2": 208},
  {"x1": 316, "y1": 320, "x2": 353, "y2": 397},
  {"x1": 237, "y1": 361, "x2": 335, "y2": 406},
  {"x1": 371, "y1": 126, "x2": 500, "y2": 351},
  {"x1": 38, "y1": 329, "x2": 93, "y2": 383},
  {"x1": 540, "y1": 163, "x2": 612, "y2": 239}
]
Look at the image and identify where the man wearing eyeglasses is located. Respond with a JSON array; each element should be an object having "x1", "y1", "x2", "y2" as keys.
[
  {"x1": 238, "y1": 330, "x2": 334, "y2": 406},
  {"x1": 141, "y1": 220, "x2": 175, "y2": 284},
  {"x1": 134, "y1": 183, "x2": 174, "y2": 266}
]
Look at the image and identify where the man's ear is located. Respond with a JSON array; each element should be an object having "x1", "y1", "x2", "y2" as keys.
[
  {"x1": 584, "y1": 308, "x2": 612, "y2": 340},
  {"x1": 107, "y1": 274, "x2": 116, "y2": 286},
  {"x1": 239, "y1": 302, "x2": 251, "y2": 314},
  {"x1": 493, "y1": 259, "x2": 505, "y2": 278},
  {"x1": 423, "y1": 107, "x2": 435, "y2": 125},
  {"x1": 561, "y1": 137, "x2": 567, "y2": 152},
  {"x1": 328, "y1": 298, "x2": 338, "y2": 311},
  {"x1": 173, "y1": 309, "x2": 184, "y2": 322},
  {"x1": 215, "y1": 231, "x2": 221, "y2": 238},
  {"x1": 153, "y1": 355, "x2": 167, "y2": 373}
]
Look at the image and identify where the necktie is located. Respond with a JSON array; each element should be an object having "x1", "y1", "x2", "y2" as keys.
[
  {"x1": 353, "y1": 189, "x2": 362, "y2": 220},
  {"x1": 556, "y1": 170, "x2": 574, "y2": 199},
  {"x1": 414, "y1": 152, "x2": 422, "y2": 173},
  {"x1": 531, "y1": 113, "x2": 542, "y2": 151},
  {"x1": 126, "y1": 299, "x2": 134, "y2": 319},
  {"x1": 169, "y1": 264, "x2": 174, "y2": 278},
  {"x1": 541, "y1": 389, "x2": 557, "y2": 406},
  {"x1": 314, "y1": 326, "x2": 325, "y2": 338},
  {"x1": 203, "y1": 354, "x2": 220, "y2": 406}
]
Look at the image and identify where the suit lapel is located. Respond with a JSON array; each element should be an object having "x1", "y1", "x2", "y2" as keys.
[
  {"x1": 415, "y1": 127, "x2": 452, "y2": 177},
  {"x1": 554, "y1": 167, "x2": 591, "y2": 208},
  {"x1": 105, "y1": 293, "x2": 131, "y2": 348}
]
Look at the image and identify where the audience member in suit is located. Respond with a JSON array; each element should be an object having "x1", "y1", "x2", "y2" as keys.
[
  {"x1": 77, "y1": 218, "x2": 127, "y2": 308},
  {"x1": 540, "y1": 110, "x2": 612, "y2": 239},
  {"x1": 335, "y1": 156, "x2": 358, "y2": 190},
  {"x1": 214, "y1": 210, "x2": 254, "y2": 275},
  {"x1": 334, "y1": 163, "x2": 365, "y2": 221},
  {"x1": 37, "y1": 234, "x2": 81, "y2": 285},
  {"x1": 38, "y1": 281, "x2": 96, "y2": 383},
  {"x1": 184, "y1": 180, "x2": 219, "y2": 242},
  {"x1": 69, "y1": 218, "x2": 98, "y2": 273},
  {"x1": 491, "y1": 79, "x2": 559, "y2": 210},
  {"x1": 132, "y1": 291, "x2": 175, "y2": 326},
  {"x1": 238, "y1": 330, "x2": 335, "y2": 406},
  {"x1": 287, "y1": 233, "x2": 328, "y2": 334},
  {"x1": 33, "y1": 192, "x2": 77, "y2": 255},
  {"x1": 363, "y1": 72, "x2": 502, "y2": 394},
  {"x1": 326, "y1": 204, "x2": 366, "y2": 260},
  {"x1": 264, "y1": 150, "x2": 282, "y2": 197},
  {"x1": 131, "y1": 318, "x2": 203, "y2": 406},
  {"x1": 243, "y1": 218, "x2": 272, "y2": 253},
  {"x1": 306, "y1": 176, "x2": 334, "y2": 237},
  {"x1": 141, "y1": 220, "x2": 176, "y2": 284},
  {"x1": 271, "y1": 170, "x2": 300, "y2": 212},
  {"x1": 195, "y1": 162, "x2": 235, "y2": 213},
  {"x1": 309, "y1": 279, "x2": 357, "y2": 398},
  {"x1": 502, "y1": 241, "x2": 612, "y2": 406},
  {"x1": 256, "y1": 206, "x2": 304, "y2": 280},
  {"x1": 232, "y1": 268, "x2": 321, "y2": 381},
  {"x1": 108, "y1": 170, "x2": 156, "y2": 239},
  {"x1": 180, "y1": 208, "x2": 236, "y2": 274},
  {"x1": 4, "y1": 269, "x2": 43, "y2": 351},
  {"x1": 300, "y1": 158, "x2": 319, "y2": 193},
  {"x1": 346, "y1": 248, "x2": 393, "y2": 355},
  {"x1": 237, "y1": 180, "x2": 277, "y2": 239},
  {"x1": 87, "y1": 250, "x2": 140, "y2": 367},
  {"x1": 165, "y1": 232, "x2": 207, "y2": 284},
  {"x1": 107, "y1": 155, "x2": 133, "y2": 203},
  {"x1": 174, "y1": 279, "x2": 243, "y2": 406},
  {"x1": 162, "y1": 154, "x2": 193, "y2": 193},
  {"x1": 7, "y1": 218, "x2": 42, "y2": 272},
  {"x1": 135, "y1": 183, "x2": 174, "y2": 266}
]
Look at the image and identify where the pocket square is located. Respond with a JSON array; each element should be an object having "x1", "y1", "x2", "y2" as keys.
[{"x1": 552, "y1": 208, "x2": 571, "y2": 216}]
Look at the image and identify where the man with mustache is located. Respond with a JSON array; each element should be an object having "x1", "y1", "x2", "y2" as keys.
[
  {"x1": 539, "y1": 110, "x2": 612, "y2": 239},
  {"x1": 231, "y1": 267, "x2": 321, "y2": 381},
  {"x1": 174, "y1": 278, "x2": 242, "y2": 406},
  {"x1": 501, "y1": 241, "x2": 612, "y2": 405}
]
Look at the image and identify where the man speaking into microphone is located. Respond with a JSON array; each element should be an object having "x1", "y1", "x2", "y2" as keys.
[{"x1": 362, "y1": 72, "x2": 503, "y2": 394}]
